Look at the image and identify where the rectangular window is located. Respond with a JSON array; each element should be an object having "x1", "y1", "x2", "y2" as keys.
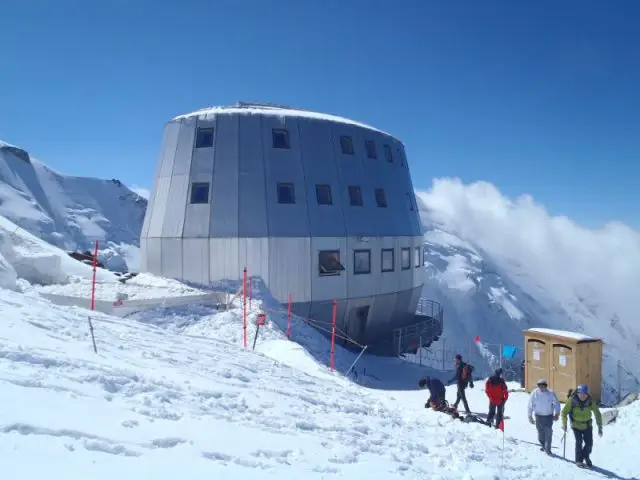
[
  {"x1": 353, "y1": 249, "x2": 371, "y2": 275},
  {"x1": 315, "y1": 184, "x2": 333, "y2": 205},
  {"x1": 414, "y1": 247, "x2": 421, "y2": 268},
  {"x1": 348, "y1": 186, "x2": 363, "y2": 206},
  {"x1": 365, "y1": 140, "x2": 377, "y2": 159},
  {"x1": 277, "y1": 182, "x2": 295, "y2": 204},
  {"x1": 381, "y1": 248, "x2": 394, "y2": 272},
  {"x1": 190, "y1": 182, "x2": 210, "y2": 204},
  {"x1": 195, "y1": 127, "x2": 214, "y2": 148},
  {"x1": 401, "y1": 247, "x2": 411, "y2": 270},
  {"x1": 374, "y1": 188, "x2": 387, "y2": 208},
  {"x1": 272, "y1": 129, "x2": 290, "y2": 149},
  {"x1": 319, "y1": 250, "x2": 345, "y2": 276},
  {"x1": 340, "y1": 135, "x2": 354, "y2": 155},
  {"x1": 384, "y1": 144, "x2": 393, "y2": 163}
]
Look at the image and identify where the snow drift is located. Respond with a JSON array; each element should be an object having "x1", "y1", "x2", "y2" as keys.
[
  {"x1": 416, "y1": 178, "x2": 640, "y2": 401},
  {"x1": 0, "y1": 214, "x2": 116, "y2": 287},
  {"x1": 0, "y1": 140, "x2": 146, "y2": 271}
]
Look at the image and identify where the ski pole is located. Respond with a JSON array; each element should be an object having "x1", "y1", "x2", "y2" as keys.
[{"x1": 562, "y1": 431, "x2": 566, "y2": 459}]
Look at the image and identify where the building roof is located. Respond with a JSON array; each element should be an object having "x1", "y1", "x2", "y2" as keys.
[
  {"x1": 171, "y1": 102, "x2": 397, "y2": 139},
  {"x1": 526, "y1": 327, "x2": 598, "y2": 342}
]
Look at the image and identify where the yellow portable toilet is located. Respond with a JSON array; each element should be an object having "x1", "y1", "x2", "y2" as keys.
[{"x1": 523, "y1": 328, "x2": 603, "y2": 403}]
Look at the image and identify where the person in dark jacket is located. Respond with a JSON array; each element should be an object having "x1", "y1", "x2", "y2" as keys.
[
  {"x1": 419, "y1": 377, "x2": 446, "y2": 410},
  {"x1": 485, "y1": 368, "x2": 509, "y2": 429},
  {"x1": 448, "y1": 354, "x2": 473, "y2": 413}
]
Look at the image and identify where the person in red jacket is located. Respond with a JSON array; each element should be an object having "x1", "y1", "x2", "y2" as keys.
[{"x1": 485, "y1": 368, "x2": 509, "y2": 429}]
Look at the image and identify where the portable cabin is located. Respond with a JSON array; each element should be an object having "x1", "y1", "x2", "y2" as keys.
[{"x1": 523, "y1": 328, "x2": 603, "y2": 403}]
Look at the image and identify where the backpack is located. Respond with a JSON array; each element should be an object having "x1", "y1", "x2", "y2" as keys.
[{"x1": 461, "y1": 363, "x2": 474, "y2": 381}]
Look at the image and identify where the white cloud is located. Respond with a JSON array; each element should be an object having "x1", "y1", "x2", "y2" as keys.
[
  {"x1": 130, "y1": 185, "x2": 150, "y2": 199},
  {"x1": 415, "y1": 177, "x2": 640, "y2": 339}
]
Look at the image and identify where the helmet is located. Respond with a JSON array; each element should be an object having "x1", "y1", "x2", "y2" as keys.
[{"x1": 576, "y1": 384, "x2": 589, "y2": 394}]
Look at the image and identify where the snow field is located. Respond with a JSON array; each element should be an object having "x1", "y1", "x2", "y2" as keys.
[{"x1": 3, "y1": 282, "x2": 639, "y2": 478}]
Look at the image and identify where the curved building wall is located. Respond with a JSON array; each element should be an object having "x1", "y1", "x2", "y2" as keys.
[{"x1": 141, "y1": 105, "x2": 425, "y2": 350}]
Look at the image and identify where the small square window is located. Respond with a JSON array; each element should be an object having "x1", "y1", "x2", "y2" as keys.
[
  {"x1": 315, "y1": 184, "x2": 333, "y2": 205},
  {"x1": 195, "y1": 127, "x2": 214, "y2": 148},
  {"x1": 354, "y1": 249, "x2": 371, "y2": 275},
  {"x1": 319, "y1": 250, "x2": 345, "y2": 276},
  {"x1": 277, "y1": 182, "x2": 295, "y2": 204},
  {"x1": 340, "y1": 135, "x2": 354, "y2": 155},
  {"x1": 365, "y1": 140, "x2": 377, "y2": 159},
  {"x1": 190, "y1": 182, "x2": 210, "y2": 204},
  {"x1": 375, "y1": 188, "x2": 387, "y2": 208},
  {"x1": 381, "y1": 248, "x2": 394, "y2": 272},
  {"x1": 384, "y1": 144, "x2": 393, "y2": 163},
  {"x1": 401, "y1": 247, "x2": 411, "y2": 270},
  {"x1": 414, "y1": 247, "x2": 421, "y2": 268},
  {"x1": 272, "y1": 129, "x2": 290, "y2": 149},
  {"x1": 348, "y1": 186, "x2": 363, "y2": 206}
]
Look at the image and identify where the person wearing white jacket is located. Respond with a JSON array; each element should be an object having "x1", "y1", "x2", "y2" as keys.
[{"x1": 527, "y1": 378, "x2": 561, "y2": 455}]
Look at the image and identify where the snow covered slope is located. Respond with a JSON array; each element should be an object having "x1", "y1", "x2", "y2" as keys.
[
  {"x1": 416, "y1": 178, "x2": 640, "y2": 401},
  {"x1": 0, "y1": 140, "x2": 146, "y2": 271},
  {"x1": 3, "y1": 285, "x2": 639, "y2": 479}
]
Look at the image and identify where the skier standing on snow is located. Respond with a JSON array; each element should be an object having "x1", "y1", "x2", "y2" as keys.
[
  {"x1": 418, "y1": 376, "x2": 447, "y2": 411},
  {"x1": 527, "y1": 378, "x2": 561, "y2": 455},
  {"x1": 484, "y1": 368, "x2": 508, "y2": 429},
  {"x1": 448, "y1": 354, "x2": 473, "y2": 414},
  {"x1": 561, "y1": 384, "x2": 603, "y2": 468}
]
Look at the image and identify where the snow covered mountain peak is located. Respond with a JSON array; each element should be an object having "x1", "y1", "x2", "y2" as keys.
[
  {"x1": 416, "y1": 178, "x2": 640, "y2": 399},
  {"x1": 0, "y1": 140, "x2": 146, "y2": 271}
]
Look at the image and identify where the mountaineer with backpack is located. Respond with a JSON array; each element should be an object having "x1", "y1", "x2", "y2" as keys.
[
  {"x1": 527, "y1": 378, "x2": 561, "y2": 455},
  {"x1": 484, "y1": 368, "x2": 508, "y2": 429},
  {"x1": 418, "y1": 376, "x2": 446, "y2": 411},
  {"x1": 448, "y1": 354, "x2": 474, "y2": 414},
  {"x1": 561, "y1": 384, "x2": 603, "y2": 468}
]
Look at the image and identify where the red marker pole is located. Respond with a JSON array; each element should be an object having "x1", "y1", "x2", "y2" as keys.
[
  {"x1": 243, "y1": 267, "x2": 247, "y2": 350},
  {"x1": 287, "y1": 292, "x2": 292, "y2": 340},
  {"x1": 330, "y1": 299, "x2": 337, "y2": 372},
  {"x1": 90, "y1": 240, "x2": 98, "y2": 311}
]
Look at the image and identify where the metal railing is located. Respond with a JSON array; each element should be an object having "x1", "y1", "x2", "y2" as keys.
[{"x1": 391, "y1": 297, "x2": 444, "y2": 356}]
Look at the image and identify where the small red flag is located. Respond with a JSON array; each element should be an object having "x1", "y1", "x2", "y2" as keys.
[
  {"x1": 475, "y1": 335, "x2": 481, "y2": 343},
  {"x1": 498, "y1": 419, "x2": 505, "y2": 431}
]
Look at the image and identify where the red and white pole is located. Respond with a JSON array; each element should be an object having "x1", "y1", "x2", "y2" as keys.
[
  {"x1": 287, "y1": 292, "x2": 292, "y2": 340},
  {"x1": 90, "y1": 240, "x2": 98, "y2": 311},
  {"x1": 330, "y1": 299, "x2": 337, "y2": 372},
  {"x1": 243, "y1": 267, "x2": 247, "y2": 351}
]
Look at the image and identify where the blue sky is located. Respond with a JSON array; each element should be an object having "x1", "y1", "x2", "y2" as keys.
[{"x1": 1, "y1": 0, "x2": 638, "y2": 228}]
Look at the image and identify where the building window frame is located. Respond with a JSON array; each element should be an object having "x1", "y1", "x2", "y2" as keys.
[
  {"x1": 401, "y1": 247, "x2": 411, "y2": 270},
  {"x1": 319, "y1": 250, "x2": 345, "y2": 277},
  {"x1": 348, "y1": 185, "x2": 363, "y2": 206},
  {"x1": 414, "y1": 246, "x2": 421, "y2": 268},
  {"x1": 340, "y1": 135, "x2": 354, "y2": 155},
  {"x1": 195, "y1": 127, "x2": 214, "y2": 148},
  {"x1": 353, "y1": 249, "x2": 371, "y2": 275},
  {"x1": 189, "y1": 182, "x2": 210, "y2": 204},
  {"x1": 315, "y1": 184, "x2": 333, "y2": 205},
  {"x1": 365, "y1": 140, "x2": 377, "y2": 159},
  {"x1": 272, "y1": 129, "x2": 290, "y2": 149},
  {"x1": 384, "y1": 144, "x2": 393, "y2": 163},
  {"x1": 381, "y1": 248, "x2": 394, "y2": 273},
  {"x1": 374, "y1": 188, "x2": 387, "y2": 208},
  {"x1": 277, "y1": 182, "x2": 295, "y2": 204}
]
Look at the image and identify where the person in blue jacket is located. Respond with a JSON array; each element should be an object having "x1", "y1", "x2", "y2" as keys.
[{"x1": 419, "y1": 376, "x2": 447, "y2": 410}]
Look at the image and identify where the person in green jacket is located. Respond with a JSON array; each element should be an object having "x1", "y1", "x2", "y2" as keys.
[{"x1": 561, "y1": 384, "x2": 603, "y2": 468}]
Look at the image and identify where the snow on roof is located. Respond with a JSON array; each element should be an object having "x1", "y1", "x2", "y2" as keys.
[
  {"x1": 526, "y1": 328, "x2": 598, "y2": 342},
  {"x1": 171, "y1": 102, "x2": 398, "y2": 139}
]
